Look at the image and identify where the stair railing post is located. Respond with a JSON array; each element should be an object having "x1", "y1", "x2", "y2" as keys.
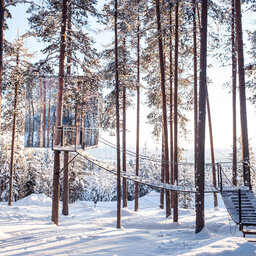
[
  {"x1": 220, "y1": 164, "x2": 223, "y2": 192},
  {"x1": 238, "y1": 188, "x2": 242, "y2": 230},
  {"x1": 217, "y1": 163, "x2": 220, "y2": 189}
]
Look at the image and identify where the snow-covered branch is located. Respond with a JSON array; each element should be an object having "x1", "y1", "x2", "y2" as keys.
[{"x1": 4, "y1": 0, "x2": 40, "y2": 8}]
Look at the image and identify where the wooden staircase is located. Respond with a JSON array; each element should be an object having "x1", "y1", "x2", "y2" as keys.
[{"x1": 221, "y1": 189, "x2": 256, "y2": 242}]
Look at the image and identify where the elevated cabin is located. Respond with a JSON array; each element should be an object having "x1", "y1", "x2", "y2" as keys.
[{"x1": 25, "y1": 76, "x2": 100, "y2": 150}]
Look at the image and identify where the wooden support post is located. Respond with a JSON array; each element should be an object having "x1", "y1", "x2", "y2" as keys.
[
  {"x1": 62, "y1": 151, "x2": 69, "y2": 215},
  {"x1": 238, "y1": 189, "x2": 242, "y2": 230}
]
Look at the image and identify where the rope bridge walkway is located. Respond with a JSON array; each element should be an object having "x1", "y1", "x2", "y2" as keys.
[{"x1": 77, "y1": 149, "x2": 218, "y2": 194}]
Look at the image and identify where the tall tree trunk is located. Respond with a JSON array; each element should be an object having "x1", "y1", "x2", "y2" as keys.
[
  {"x1": 195, "y1": 0, "x2": 208, "y2": 234},
  {"x1": 114, "y1": 0, "x2": 121, "y2": 229},
  {"x1": 232, "y1": 0, "x2": 237, "y2": 186},
  {"x1": 81, "y1": 82, "x2": 86, "y2": 148},
  {"x1": 169, "y1": 0, "x2": 174, "y2": 210},
  {"x1": 43, "y1": 79, "x2": 46, "y2": 147},
  {"x1": 160, "y1": 133, "x2": 165, "y2": 209},
  {"x1": 193, "y1": 0, "x2": 198, "y2": 184},
  {"x1": 173, "y1": 1, "x2": 179, "y2": 222},
  {"x1": 62, "y1": 2, "x2": 72, "y2": 216},
  {"x1": 52, "y1": 0, "x2": 67, "y2": 226},
  {"x1": 31, "y1": 96, "x2": 35, "y2": 146},
  {"x1": 206, "y1": 89, "x2": 218, "y2": 208},
  {"x1": 235, "y1": 0, "x2": 250, "y2": 187},
  {"x1": 0, "y1": 0, "x2": 4, "y2": 129},
  {"x1": 8, "y1": 53, "x2": 19, "y2": 206},
  {"x1": 156, "y1": 0, "x2": 170, "y2": 218},
  {"x1": 62, "y1": 151, "x2": 69, "y2": 215},
  {"x1": 135, "y1": 0, "x2": 140, "y2": 212},
  {"x1": 122, "y1": 39, "x2": 127, "y2": 208},
  {"x1": 47, "y1": 90, "x2": 51, "y2": 148},
  {"x1": 75, "y1": 81, "x2": 81, "y2": 145},
  {"x1": 28, "y1": 95, "x2": 32, "y2": 146},
  {"x1": 39, "y1": 77, "x2": 43, "y2": 147}
]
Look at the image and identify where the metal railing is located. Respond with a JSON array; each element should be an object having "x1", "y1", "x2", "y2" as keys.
[{"x1": 52, "y1": 126, "x2": 99, "y2": 152}]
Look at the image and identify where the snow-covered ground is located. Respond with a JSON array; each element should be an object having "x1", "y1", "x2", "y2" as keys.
[{"x1": 0, "y1": 192, "x2": 255, "y2": 256}]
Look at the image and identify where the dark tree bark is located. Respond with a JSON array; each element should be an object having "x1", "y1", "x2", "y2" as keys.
[
  {"x1": 62, "y1": 2, "x2": 72, "y2": 216},
  {"x1": 43, "y1": 79, "x2": 46, "y2": 147},
  {"x1": 8, "y1": 53, "x2": 19, "y2": 206},
  {"x1": 195, "y1": 0, "x2": 208, "y2": 234},
  {"x1": 232, "y1": 0, "x2": 237, "y2": 186},
  {"x1": 31, "y1": 96, "x2": 35, "y2": 146},
  {"x1": 160, "y1": 133, "x2": 165, "y2": 209},
  {"x1": 0, "y1": 0, "x2": 3, "y2": 129},
  {"x1": 75, "y1": 81, "x2": 81, "y2": 145},
  {"x1": 62, "y1": 151, "x2": 69, "y2": 215},
  {"x1": 52, "y1": 0, "x2": 68, "y2": 226},
  {"x1": 235, "y1": 0, "x2": 250, "y2": 187},
  {"x1": 122, "y1": 39, "x2": 127, "y2": 208},
  {"x1": 193, "y1": 0, "x2": 198, "y2": 182},
  {"x1": 135, "y1": 0, "x2": 140, "y2": 212},
  {"x1": 28, "y1": 95, "x2": 32, "y2": 146},
  {"x1": 173, "y1": 1, "x2": 179, "y2": 222},
  {"x1": 156, "y1": 0, "x2": 170, "y2": 218},
  {"x1": 47, "y1": 90, "x2": 51, "y2": 148},
  {"x1": 169, "y1": 1, "x2": 174, "y2": 210},
  {"x1": 114, "y1": 0, "x2": 121, "y2": 229},
  {"x1": 39, "y1": 77, "x2": 43, "y2": 147},
  {"x1": 206, "y1": 90, "x2": 218, "y2": 208}
]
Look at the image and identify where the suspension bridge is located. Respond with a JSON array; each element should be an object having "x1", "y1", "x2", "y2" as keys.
[{"x1": 53, "y1": 126, "x2": 256, "y2": 239}]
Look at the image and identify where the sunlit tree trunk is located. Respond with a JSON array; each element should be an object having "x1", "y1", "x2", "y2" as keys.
[
  {"x1": 206, "y1": 89, "x2": 218, "y2": 208},
  {"x1": 31, "y1": 96, "x2": 35, "y2": 146},
  {"x1": 160, "y1": 133, "x2": 165, "y2": 209},
  {"x1": 47, "y1": 90, "x2": 51, "y2": 148},
  {"x1": 232, "y1": 0, "x2": 237, "y2": 186},
  {"x1": 173, "y1": 0, "x2": 179, "y2": 222},
  {"x1": 43, "y1": 79, "x2": 46, "y2": 147},
  {"x1": 114, "y1": 0, "x2": 121, "y2": 229},
  {"x1": 135, "y1": 0, "x2": 140, "y2": 212},
  {"x1": 62, "y1": 2, "x2": 72, "y2": 216},
  {"x1": 235, "y1": 0, "x2": 250, "y2": 187},
  {"x1": 195, "y1": 0, "x2": 208, "y2": 234},
  {"x1": 122, "y1": 39, "x2": 127, "y2": 208},
  {"x1": 52, "y1": 0, "x2": 68, "y2": 225},
  {"x1": 169, "y1": 1, "x2": 174, "y2": 210},
  {"x1": 39, "y1": 77, "x2": 43, "y2": 147},
  {"x1": 8, "y1": 52, "x2": 19, "y2": 206},
  {"x1": 156, "y1": 0, "x2": 170, "y2": 218},
  {"x1": 193, "y1": 0, "x2": 198, "y2": 186}
]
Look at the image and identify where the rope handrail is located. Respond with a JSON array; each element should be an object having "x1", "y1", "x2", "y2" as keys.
[
  {"x1": 218, "y1": 163, "x2": 237, "y2": 190},
  {"x1": 77, "y1": 150, "x2": 218, "y2": 194},
  {"x1": 98, "y1": 137, "x2": 243, "y2": 167}
]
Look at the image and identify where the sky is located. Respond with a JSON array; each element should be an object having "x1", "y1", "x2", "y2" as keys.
[{"x1": 4, "y1": 1, "x2": 256, "y2": 161}]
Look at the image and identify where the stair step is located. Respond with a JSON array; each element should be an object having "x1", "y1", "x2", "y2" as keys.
[
  {"x1": 235, "y1": 205, "x2": 254, "y2": 209},
  {"x1": 243, "y1": 229, "x2": 256, "y2": 234},
  {"x1": 246, "y1": 238, "x2": 256, "y2": 242}
]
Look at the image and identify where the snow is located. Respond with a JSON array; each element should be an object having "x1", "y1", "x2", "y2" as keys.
[{"x1": 0, "y1": 193, "x2": 256, "y2": 255}]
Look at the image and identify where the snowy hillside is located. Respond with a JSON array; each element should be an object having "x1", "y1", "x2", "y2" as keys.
[{"x1": 0, "y1": 192, "x2": 256, "y2": 255}]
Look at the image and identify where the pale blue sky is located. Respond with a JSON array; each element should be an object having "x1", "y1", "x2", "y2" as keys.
[{"x1": 4, "y1": 1, "x2": 256, "y2": 161}]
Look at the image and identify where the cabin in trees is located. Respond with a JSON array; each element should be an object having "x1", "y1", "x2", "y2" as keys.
[{"x1": 25, "y1": 76, "x2": 99, "y2": 150}]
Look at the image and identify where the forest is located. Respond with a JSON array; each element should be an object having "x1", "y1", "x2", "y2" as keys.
[{"x1": 0, "y1": 0, "x2": 255, "y2": 236}]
